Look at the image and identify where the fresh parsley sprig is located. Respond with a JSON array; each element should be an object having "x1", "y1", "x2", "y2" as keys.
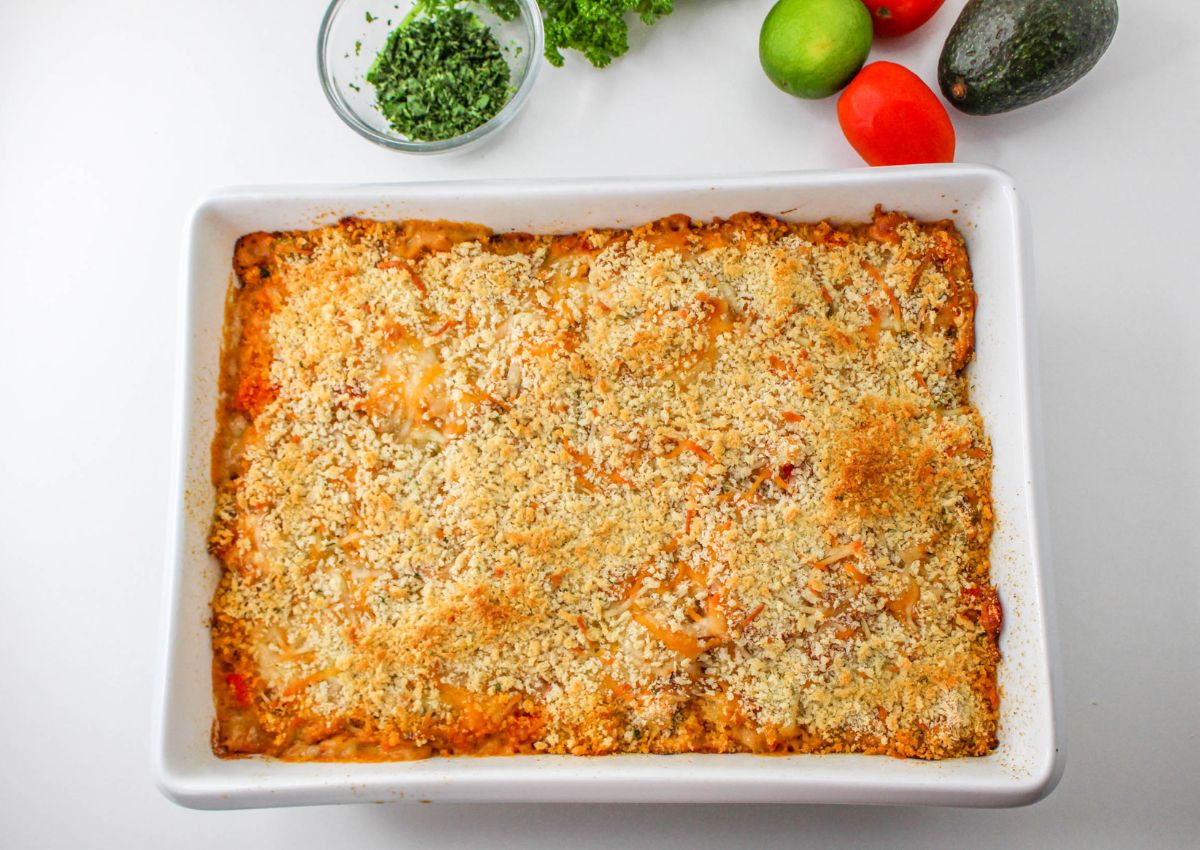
[{"x1": 480, "y1": 0, "x2": 676, "y2": 68}]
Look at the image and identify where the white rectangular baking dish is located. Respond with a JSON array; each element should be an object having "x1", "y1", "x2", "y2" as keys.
[{"x1": 154, "y1": 165, "x2": 1061, "y2": 809}]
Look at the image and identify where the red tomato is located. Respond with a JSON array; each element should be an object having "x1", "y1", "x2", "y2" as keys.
[
  {"x1": 837, "y1": 62, "x2": 955, "y2": 166},
  {"x1": 225, "y1": 672, "x2": 251, "y2": 706},
  {"x1": 860, "y1": 0, "x2": 946, "y2": 37}
]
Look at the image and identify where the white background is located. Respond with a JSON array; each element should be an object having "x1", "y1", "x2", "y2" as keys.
[{"x1": 1, "y1": 0, "x2": 1197, "y2": 847}]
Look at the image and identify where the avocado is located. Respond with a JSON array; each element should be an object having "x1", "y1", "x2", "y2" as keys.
[{"x1": 938, "y1": 0, "x2": 1118, "y2": 115}]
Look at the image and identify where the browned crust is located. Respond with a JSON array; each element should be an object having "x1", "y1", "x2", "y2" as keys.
[{"x1": 207, "y1": 208, "x2": 996, "y2": 762}]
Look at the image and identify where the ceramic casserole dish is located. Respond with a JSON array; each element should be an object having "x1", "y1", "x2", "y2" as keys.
[{"x1": 154, "y1": 165, "x2": 1061, "y2": 809}]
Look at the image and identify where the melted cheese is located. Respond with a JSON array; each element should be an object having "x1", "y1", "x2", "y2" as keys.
[{"x1": 208, "y1": 210, "x2": 999, "y2": 761}]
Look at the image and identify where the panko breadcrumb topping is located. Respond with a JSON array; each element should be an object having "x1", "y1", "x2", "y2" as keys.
[{"x1": 208, "y1": 209, "x2": 1000, "y2": 761}]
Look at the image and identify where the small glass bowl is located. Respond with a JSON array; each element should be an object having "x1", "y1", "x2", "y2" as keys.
[{"x1": 318, "y1": 0, "x2": 543, "y2": 153}]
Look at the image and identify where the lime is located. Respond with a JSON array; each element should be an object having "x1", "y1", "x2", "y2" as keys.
[{"x1": 760, "y1": 0, "x2": 874, "y2": 99}]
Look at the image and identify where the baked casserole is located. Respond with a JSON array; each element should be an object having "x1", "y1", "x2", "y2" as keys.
[{"x1": 208, "y1": 208, "x2": 1001, "y2": 761}]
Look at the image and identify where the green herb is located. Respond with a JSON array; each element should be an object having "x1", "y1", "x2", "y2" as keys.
[
  {"x1": 355, "y1": 39, "x2": 362, "y2": 55},
  {"x1": 366, "y1": 3, "x2": 512, "y2": 141},
  {"x1": 480, "y1": 0, "x2": 674, "y2": 68},
  {"x1": 365, "y1": 11, "x2": 377, "y2": 22},
  {"x1": 480, "y1": 0, "x2": 520, "y2": 18}
]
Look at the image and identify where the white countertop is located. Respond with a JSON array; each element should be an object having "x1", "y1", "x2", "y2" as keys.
[{"x1": 1, "y1": 1, "x2": 1197, "y2": 846}]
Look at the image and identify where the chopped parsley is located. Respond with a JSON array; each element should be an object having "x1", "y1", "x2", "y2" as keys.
[{"x1": 366, "y1": 2, "x2": 511, "y2": 141}]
